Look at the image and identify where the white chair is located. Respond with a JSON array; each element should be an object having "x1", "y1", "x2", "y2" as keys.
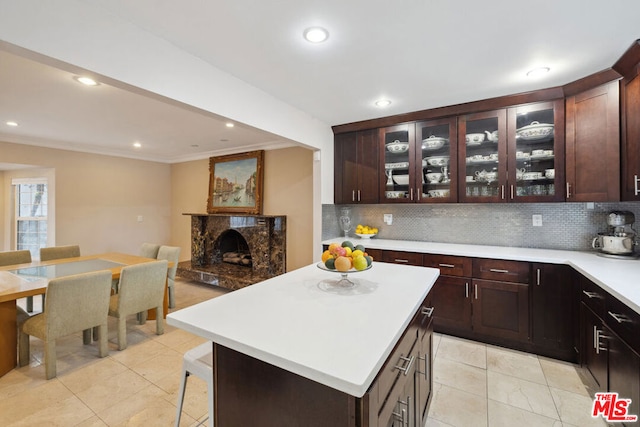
[
  {"x1": 175, "y1": 342, "x2": 214, "y2": 427},
  {"x1": 139, "y1": 243, "x2": 161, "y2": 259},
  {"x1": 39, "y1": 245, "x2": 81, "y2": 261},
  {"x1": 157, "y1": 245, "x2": 180, "y2": 308},
  {"x1": 18, "y1": 270, "x2": 113, "y2": 379},
  {"x1": 108, "y1": 260, "x2": 168, "y2": 350}
]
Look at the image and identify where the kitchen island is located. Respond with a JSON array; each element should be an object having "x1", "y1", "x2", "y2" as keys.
[{"x1": 167, "y1": 262, "x2": 439, "y2": 426}]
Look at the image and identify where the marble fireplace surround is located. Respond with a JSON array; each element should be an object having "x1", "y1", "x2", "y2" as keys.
[{"x1": 177, "y1": 214, "x2": 286, "y2": 290}]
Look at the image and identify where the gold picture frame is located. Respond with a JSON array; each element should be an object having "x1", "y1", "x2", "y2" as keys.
[{"x1": 207, "y1": 150, "x2": 264, "y2": 214}]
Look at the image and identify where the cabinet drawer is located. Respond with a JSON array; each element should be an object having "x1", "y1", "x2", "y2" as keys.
[
  {"x1": 423, "y1": 254, "x2": 472, "y2": 277},
  {"x1": 374, "y1": 315, "x2": 418, "y2": 423},
  {"x1": 365, "y1": 248, "x2": 383, "y2": 262},
  {"x1": 472, "y1": 258, "x2": 530, "y2": 283},
  {"x1": 382, "y1": 250, "x2": 423, "y2": 266},
  {"x1": 580, "y1": 275, "x2": 606, "y2": 317},
  {"x1": 606, "y1": 295, "x2": 640, "y2": 354}
]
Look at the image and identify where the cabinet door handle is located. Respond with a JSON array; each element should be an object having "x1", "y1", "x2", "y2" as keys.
[
  {"x1": 438, "y1": 263, "x2": 455, "y2": 268},
  {"x1": 410, "y1": 188, "x2": 414, "y2": 201},
  {"x1": 394, "y1": 355, "x2": 415, "y2": 375},
  {"x1": 422, "y1": 306, "x2": 434, "y2": 317},
  {"x1": 501, "y1": 185, "x2": 505, "y2": 200},
  {"x1": 489, "y1": 268, "x2": 509, "y2": 274},
  {"x1": 474, "y1": 283, "x2": 478, "y2": 299},
  {"x1": 608, "y1": 311, "x2": 630, "y2": 324},
  {"x1": 417, "y1": 187, "x2": 421, "y2": 201},
  {"x1": 465, "y1": 282, "x2": 469, "y2": 298},
  {"x1": 510, "y1": 184, "x2": 514, "y2": 200},
  {"x1": 351, "y1": 190, "x2": 355, "y2": 202},
  {"x1": 582, "y1": 290, "x2": 601, "y2": 299},
  {"x1": 357, "y1": 190, "x2": 361, "y2": 202},
  {"x1": 593, "y1": 325, "x2": 598, "y2": 350},
  {"x1": 596, "y1": 329, "x2": 609, "y2": 354},
  {"x1": 417, "y1": 354, "x2": 428, "y2": 379},
  {"x1": 536, "y1": 268, "x2": 541, "y2": 286},
  {"x1": 394, "y1": 259, "x2": 410, "y2": 263},
  {"x1": 635, "y1": 175, "x2": 639, "y2": 196},
  {"x1": 566, "y1": 183, "x2": 571, "y2": 198}
]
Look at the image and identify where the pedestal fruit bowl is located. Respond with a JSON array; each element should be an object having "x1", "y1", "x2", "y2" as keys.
[{"x1": 320, "y1": 240, "x2": 374, "y2": 288}]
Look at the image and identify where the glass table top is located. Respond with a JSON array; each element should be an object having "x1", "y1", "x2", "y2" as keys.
[{"x1": 7, "y1": 259, "x2": 124, "y2": 281}]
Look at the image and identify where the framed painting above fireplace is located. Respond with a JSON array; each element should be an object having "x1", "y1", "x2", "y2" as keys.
[{"x1": 207, "y1": 150, "x2": 264, "y2": 215}]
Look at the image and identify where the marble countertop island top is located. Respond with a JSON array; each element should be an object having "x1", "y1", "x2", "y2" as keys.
[
  {"x1": 323, "y1": 237, "x2": 640, "y2": 315},
  {"x1": 167, "y1": 262, "x2": 439, "y2": 397}
]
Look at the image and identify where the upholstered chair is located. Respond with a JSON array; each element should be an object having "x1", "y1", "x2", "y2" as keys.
[
  {"x1": 40, "y1": 245, "x2": 81, "y2": 261},
  {"x1": 109, "y1": 260, "x2": 168, "y2": 350},
  {"x1": 18, "y1": 270, "x2": 113, "y2": 379},
  {"x1": 0, "y1": 250, "x2": 35, "y2": 311},
  {"x1": 139, "y1": 243, "x2": 161, "y2": 259},
  {"x1": 157, "y1": 246, "x2": 181, "y2": 309}
]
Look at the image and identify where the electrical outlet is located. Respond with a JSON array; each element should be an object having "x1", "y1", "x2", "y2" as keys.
[
  {"x1": 383, "y1": 214, "x2": 393, "y2": 225},
  {"x1": 532, "y1": 214, "x2": 542, "y2": 227}
]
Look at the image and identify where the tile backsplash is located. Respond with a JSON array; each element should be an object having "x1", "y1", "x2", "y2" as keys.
[{"x1": 322, "y1": 202, "x2": 640, "y2": 251}]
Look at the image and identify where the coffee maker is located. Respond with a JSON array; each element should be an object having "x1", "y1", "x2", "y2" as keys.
[{"x1": 592, "y1": 211, "x2": 638, "y2": 258}]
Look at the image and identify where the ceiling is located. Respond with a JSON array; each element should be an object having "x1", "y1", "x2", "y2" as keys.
[{"x1": 1, "y1": 1, "x2": 640, "y2": 165}]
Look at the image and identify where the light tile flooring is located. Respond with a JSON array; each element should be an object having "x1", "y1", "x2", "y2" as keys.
[{"x1": 0, "y1": 278, "x2": 607, "y2": 426}]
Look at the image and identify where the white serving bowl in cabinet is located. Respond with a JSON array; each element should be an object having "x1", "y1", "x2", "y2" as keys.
[
  {"x1": 466, "y1": 133, "x2": 485, "y2": 144},
  {"x1": 424, "y1": 156, "x2": 450, "y2": 166},
  {"x1": 386, "y1": 141, "x2": 410, "y2": 153},
  {"x1": 392, "y1": 174, "x2": 409, "y2": 185},
  {"x1": 421, "y1": 135, "x2": 447, "y2": 151},
  {"x1": 516, "y1": 121, "x2": 554, "y2": 141},
  {"x1": 385, "y1": 191, "x2": 405, "y2": 199}
]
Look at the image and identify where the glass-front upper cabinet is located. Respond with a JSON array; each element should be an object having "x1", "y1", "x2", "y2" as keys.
[
  {"x1": 458, "y1": 100, "x2": 564, "y2": 203},
  {"x1": 508, "y1": 100, "x2": 565, "y2": 202},
  {"x1": 458, "y1": 110, "x2": 508, "y2": 202},
  {"x1": 380, "y1": 124, "x2": 416, "y2": 203},
  {"x1": 416, "y1": 118, "x2": 457, "y2": 203}
]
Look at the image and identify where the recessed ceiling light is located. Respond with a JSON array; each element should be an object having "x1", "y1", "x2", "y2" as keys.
[
  {"x1": 191, "y1": 144, "x2": 199, "y2": 148},
  {"x1": 526, "y1": 67, "x2": 550, "y2": 78},
  {"x1": 74, "y1": 76, "x2": 99, "y2": 86},
  {"x1": 303, "y1": 27, "x2": 329, "y2": 43},
  {"x1": 226, "y1": 123, "x2": 234, "y2": 128},
  {"x1": 375, "y1": 99, "x2": 392, "y2": 108},
  {"x1": 220, "y1": 139, "x2": 229, "y2": 142},
  {"x1": 133, "y1": 142, "x2": 142, "y2": 148},
  {"x1": 6, "y1": 121, "x2": 18, "y2": 127}
]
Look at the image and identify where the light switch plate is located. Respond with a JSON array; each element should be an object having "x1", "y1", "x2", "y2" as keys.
[
  {"x1": 532, "y1": 214, "x2": 542, "y2": 227},
  {"x1": 383, "y1": 214, "x2": 393, "y2": 225}
]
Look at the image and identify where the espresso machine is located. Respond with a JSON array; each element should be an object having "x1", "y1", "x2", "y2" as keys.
[{"x1": 592, "y1": 211, "x2": 638, "y2": 258}]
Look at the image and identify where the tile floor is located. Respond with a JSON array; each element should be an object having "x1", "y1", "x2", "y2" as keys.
[{"x1": 0, "y1": 278, "x2": 607, "y2": 426}]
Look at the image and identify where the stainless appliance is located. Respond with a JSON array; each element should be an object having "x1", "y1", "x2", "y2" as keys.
[{"x1": 592, "y1": 211, "x2": 638, "y2": 258}]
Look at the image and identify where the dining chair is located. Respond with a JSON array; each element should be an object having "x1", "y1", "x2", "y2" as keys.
[
  {"x1": 175, "y1": 342, "x2": 214, "y2": 427},
  {"x1": 109, "y1": 259, "x2": 168, "y2": 350},
  {"x1": 0, "y1": 250, "x2": 36, "y2": 312},
  {"x1": 139, "y1": 243, "x2": 161, "y2": 259},
  {"x1": 157, "y1": 245, "x2": 181, "y2": 309},
  {"x1": 40, "y1": 245, "x2": 81, "y2": 261},
  {"x1": 18, "y1": 270, "x2": 113, "y2": 379}
]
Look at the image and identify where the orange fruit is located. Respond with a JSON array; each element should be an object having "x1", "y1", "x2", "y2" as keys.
[
  {"x1": 321, "y1": 250, "x2": 333, "y2": 263},
  {"x1": 334, "y1": 256, "x2": 351, "y2": 272}
]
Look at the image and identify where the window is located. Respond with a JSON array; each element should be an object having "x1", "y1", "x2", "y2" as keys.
[{"x1": 13, "y1": 179, "x2": 48, "y2": 259}]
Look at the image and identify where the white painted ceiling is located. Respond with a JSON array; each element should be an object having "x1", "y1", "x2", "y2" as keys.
[{"x1": 1, "y1": 1, "x2": 640, "y2": 165}]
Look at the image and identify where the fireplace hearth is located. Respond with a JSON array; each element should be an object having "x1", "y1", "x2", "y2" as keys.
[{"x1": 177, "y1": 214, "x2": 286, "y2": 290}]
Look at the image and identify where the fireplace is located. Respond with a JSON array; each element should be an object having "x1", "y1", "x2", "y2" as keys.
[{"x1": 177, "y1": 214, "x2": 286, "y2": 290}]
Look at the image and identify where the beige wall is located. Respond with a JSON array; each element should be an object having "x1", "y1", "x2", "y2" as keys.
[
  {"x1": 0, "y1": 141, "x2": 171, "y2": 255},
  {"x1": 171, "y1": 146, "x2": 314, "y2": 271}
]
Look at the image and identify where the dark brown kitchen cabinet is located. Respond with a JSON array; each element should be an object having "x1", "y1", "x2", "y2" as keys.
[
  {"x1": 428, "y1": 275, "x2": 472, "y2": 334},
  {"x1": 618, "y1": 50, "x2": 640, "y2": 201},
  {"x1": 459, "y1": 101, "x2": 564, "y2": 203},
  {"x1": 565, "y1": 81, "x2": 620, "y2": 201},
  {"x1": 334, "y1": 130, "x2": 379, "y2": 204},
  {"x1": 582, "y1": 303, "x2": 608, "y2": 390},
  {"x1": 416, "y1": 303, "x2": 434, "y2": 426},
  {"x1": 380, "y1": 124, "x2": 417, "y2": 203},
  {"x1": 531, "y1": 263, "x2": 577, "y2": 361},
  {"x1": 382, "y1": 250, "x2": 423, "y2": 266},
  {"x1": 415, "y1": 117, "x2": 458, "y2": 203},
  {"x1": 472, "y1": 278, "x2": 530, "y2": 343},
  {"x1": 608, "y1": 330, "x2": 640, "y2": 427}
]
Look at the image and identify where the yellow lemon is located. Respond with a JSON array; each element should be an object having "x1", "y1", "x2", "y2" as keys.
[
  {"x1": 344, "y1": 246, "x2": 352, "y2": 257},
  {"x1": 353, "y1": 255, "x2": 368, "y2": 271},
  {"x1": 352, "y1": 249, "x2": 364, "y2": 258},
  {"x1": 321, "y1": 250, "x2": 333, "y2": 263}
]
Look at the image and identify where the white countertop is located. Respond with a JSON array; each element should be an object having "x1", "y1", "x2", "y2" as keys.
[
  {"x1": 167, "y1": 262, "x2": 439, "y2": 397},
  {"x1": 324, "y1": 237, "x2": 640, "y2": 315}
]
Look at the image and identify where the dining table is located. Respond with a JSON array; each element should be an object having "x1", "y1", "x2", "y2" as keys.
[{"x1": 0, "y1": 252, "x2": 171, "y2": 378}]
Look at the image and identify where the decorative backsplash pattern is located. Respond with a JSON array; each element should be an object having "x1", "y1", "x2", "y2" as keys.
[{"x1": 322, "y1": 202, "x2": 640, "y2": 251}]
